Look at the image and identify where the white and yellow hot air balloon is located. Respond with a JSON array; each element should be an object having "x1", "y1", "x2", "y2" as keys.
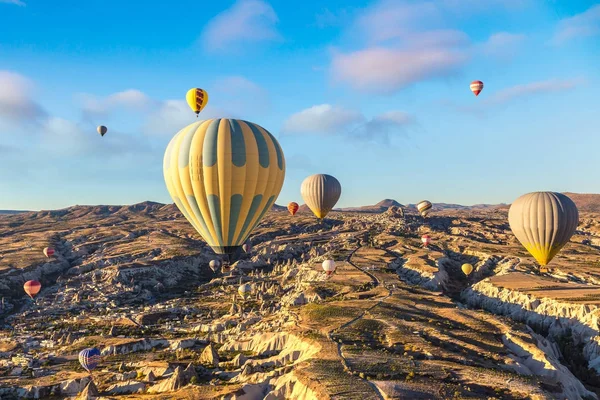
[
  {"x1": 416, "y1": 200, "x2": 432, "y2": 217},
  {"x1": 301, "y1": 174, "x2": 341, "y2": 220},
  {"x1": 186, "y1": 88, "x2": 209, "y2": 117},
  {"x1": 508, "y1": 192, "x2": 578, "y2": 267},
  {"x1": 163, "y1": 119, "x2": 286, "y2": 255},
  {"x1": 238, "y1": 283, "x2": 252, "y2": 300}
]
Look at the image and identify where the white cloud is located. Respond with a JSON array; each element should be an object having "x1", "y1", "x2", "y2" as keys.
[
  {"x1": 551, "y1": 4, "x2": 600, "y2": 45},
  {"x1": 0, "y1": 70, "x2": 46, "y2": 124},
  {"x1": 79, "y1": 89, "x2": 157, "y2": 119},
  {"x1": 482, "y1": 32, "x2": 526, "y2": 59},
  {"x1": 282, "y1": 104, "x2": 415, "y2": 144},
  {"x1": 0, "y1": 0, "x2": 25, "y2": 6},
  {"x1": 213, "y1": 75, "x2": 270, "y2": 115},
  {"x1": 483, "y1": 78, "x2": 582, "y2": 106},
  {"x1": 331, "y1": 47, "x2": 468, "y2": 94},
  {"x1": 329, "y1": 0, "x2": 471, "y2": 94},
  {"x1": 282, "y1": 104, "x2": 364, "y2": 135},
  {"x1": 201, "y1": 0, "x2": 281, "y2": 52}
]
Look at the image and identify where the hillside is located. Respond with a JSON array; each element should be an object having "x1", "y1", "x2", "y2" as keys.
[{"x1": 563, "y1": 192, "x2": 600, "y2": 213}]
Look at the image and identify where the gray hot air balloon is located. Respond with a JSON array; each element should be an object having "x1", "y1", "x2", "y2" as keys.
[
  {"x1": 97, "y1": 126, "x2": 107, "y2": 137},
  {"x1": 508, "y1": 191, "x2": 578, "y2": 267},
  {"x1": 209, "y1": 259, "x2": 222, "y2": 273},
  {"x1": 300, "y1": 174, "x2": 341, "y2": 220}
]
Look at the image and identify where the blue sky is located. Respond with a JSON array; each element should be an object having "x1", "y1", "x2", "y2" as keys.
[{"x1": 0, "y1": 0, "x2": 599, "y2": 210}]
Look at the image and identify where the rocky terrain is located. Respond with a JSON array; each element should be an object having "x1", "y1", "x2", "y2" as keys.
[{"x1": 0, "y1": 198, "x2": 600, "y2": 399}]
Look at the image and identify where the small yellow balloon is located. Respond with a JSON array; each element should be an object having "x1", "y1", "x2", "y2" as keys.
[
  {"x1": 461, "y1": 263, "x2": 473, "y2": 276},
  {"x1": 186, "y1": 88, "x2": 208, "y2": 117}
]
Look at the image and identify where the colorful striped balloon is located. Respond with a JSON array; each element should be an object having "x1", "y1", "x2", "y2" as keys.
[
  {"x1": 43, "y1": 247, "x2": 55, "y2": 257},
  {"x1": 79, "y1": 348, "x2": 101, "y2": 372},
  {"x1": 288, "y1": 202, "x2": 299, "y2": 216},
  {"x1": 416, "y1": 200, "x2": 432, "y2": 217},
  {"x1": 163, "y1": 119, "x2": 286, "y2": 255},
  {"x1": 23, "y1": 280, "x2": 41, "y2": 299},
  {"x1": 470, "y1": 80, "x2": 484, "y2": 96}
]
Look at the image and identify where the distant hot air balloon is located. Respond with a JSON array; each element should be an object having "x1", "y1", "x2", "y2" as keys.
[
  {"x1": 242, "y1": 241, "x2": 252, "y2": 253},
  {"x1": 238, "y1": 283, "x2": 252, "y2": 300},
  {"x1": 416, "y1": 200, "x2": 432, "y2": 217},
  {"x1": 301, "y1": 174, "x2": 341, "y2": 220},
  {"x1": 97, "y1": 126, "x2": 107, "y2": 137},
  {"x1": 209, "y1": 259, "x2": 222, "y2": 273},
  {"x1": 508, "y1": 192, "x2": 578, "y2": 267},
  {"x1": 462, "y1": 263, "x2": 474, "y2": 276},
  {"x1": 421, "y1": 235, "x2": 431, "y2": 247},
  {"x1": 79, "y1": 348, "x2": 101, "y2": 373},
  {"x1": 470, "y1": 80, "x2": 484, "y2": 96},
  {"x1": 43, "y1": 247, "x2": 55, "y2": 258},
  {"x1": 288, "y1": 202, "x2": 299, "y2": 216},
  {"x1": 322, "y1": 260, "x2": 336, "y2": 276},
  {"x1": 23, "y1": 280, "x2": 41, "y2": 299},
  {"x1": 163, "y1": 119, "x2": 286, "y2": 255},
  {"x1": 186, "y1": 88, "x2": 209, "y2": 117}
]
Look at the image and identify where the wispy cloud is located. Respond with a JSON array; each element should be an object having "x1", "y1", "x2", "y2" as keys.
[
  {"x1": 282, "y1": 104, "x2": 363, "y2": 135},
  {"x1": 481, "y1": 32, "x2": 526, "y2": 60},
  {"x1": 201, "y1": 0, "x2": 281, "y2": 52},
  {"x1": 285, "y1": 154, "x2": 316, "y2": 171},
  {"x1": 78, "y1": 89, "x2": 157, "y2": 120},
  {"x1": 0, "y1": 70, "x2": 47, "y2": 125},
  {"x1": 483, "y1": 78, "x2": 582, "y2": 106},
  {"x1": 441, "y1": 78, "x2": 583, "y2": 114},
  {"x1": 0, "y1": 0, "x2": 25, "y2": 6},
  {"x1": 551, "y1": 4, "x2": 600, "y2": 45},
  {"x1": 331, "y1": 47, "x2": 468, "y2": 95},
  {"x1": 282, "y1": 104, "x2": 415, "y2": 144},
  {"x1": 329, "y1": 0, "x2": 471, "y2": 94}
]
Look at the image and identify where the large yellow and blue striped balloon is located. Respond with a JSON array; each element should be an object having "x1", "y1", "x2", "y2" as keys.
[{"x1": 163, "y1": 119, "x2": 286, "y2": 255}]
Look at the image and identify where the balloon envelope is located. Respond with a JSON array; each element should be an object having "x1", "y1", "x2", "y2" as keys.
[
  {"x1": 242, "y1": 242, "x2": 252, "y2": 253},
  {"x1": 421, "y1": 235, "x2": 431, "y2": 246},
  {"x1": 462, "y1": 263, "x2": 473, "y2": 276},
  {"x1": 322, "y1": 260, "x2": 336, "y2": 275},
  {"x1": 238, "y1": 283, "x2": 252, "y2": 299},
  {"x1": 23, "y1": 280, "x2": 41, "y2": 299},
  {"x1": 186, "y1": 88, "x2": 208, "y2": 116},
  {"x1": 417, "y1": 201, "x2": 432, "y2": 217},
  {"x1": 79, "y1": 348, "x2": 101, "y2": 372},
  {"x1": 209, "y1": 259, "x2": 221, "y2": 273},
  {"x1": 508, "y1": 192, "x2": 578, "y2": 266},
  {"x1": 43, "y1": 247, "x2": 55, "y2": 257},
  {"x1": 288, "y1": 202, "x2": 299, "y2": 216},
  {"x1": 301, "y1": 174, "x2": 341, "y2": 220},
  {"x1": 470, "y1": 80, "x2": 484, "y2": 96},
  {"x1": 163, "y1": 119, "x2": 286, "y2": 255},
  {"x1": 97, "y1": 126, "x2": 107, "y2": 136}
]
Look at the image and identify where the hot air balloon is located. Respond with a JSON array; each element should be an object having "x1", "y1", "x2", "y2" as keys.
[
  {"x1": 163, "y1": 119, "x2": 286, "y2": 255},
  {"x1": 186, "y1": 88, "x2": 209, "y2": 117},
  {"x1": 470, "y1": 80, "x2": 484, "y2": 96},
  {"x1": 23, "y1": 280, "x2": 41, "y2": 299},
  {"x1": 322, "y1": 260, "x2": 336, "y2": 276},
  {"x1": 242, "y1": 241, "x2": 252, "y2": 253},
  {"x1": 79, "y1": 348, "x2": 101, "y2": 373},
  {"x1": 508, "y1": 192, "x2": 578, "y2": 267},
  {"x1": 43, "y1": 247, "x2": 55, "y2": 258},
  {"x1": 462, "y1": 263, "x2": 473, "y2": 276},
  {"x1": 238, "y1": 283, "x2": 252, "y2": 300},
  {"x1": 421, "y1": 235, "x2": 431, "y2": 247},
  {"x1": 301, "y1": 174, "x2": 341, "y2": 220},
  {"x1": 416, "y1": 200, "x2": 432, "y2": 217},
  {"x1": 209, "y1": 259, "x2": 222, "y2": 273},
  {"x1": 288, "y1": 202, "x2": 299, "y2": 216},
  {"x1": 97, "y1": 126, "x2": 107, "y2": 137}
]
